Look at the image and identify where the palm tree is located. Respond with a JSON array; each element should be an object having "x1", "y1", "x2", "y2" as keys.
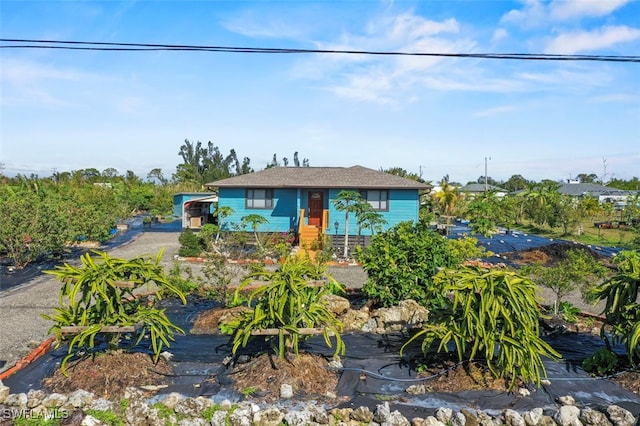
[
  {"x1": 358, "y1": 209, "x2": 387, "y2": 238},
  {"x1": 332, "y1": 190, "x2": 362, "y2": 258},
  {"x1": 432, "y1": 178, "x2": 463, "y2": 217},
  {"x1": 241, "y1": 214, "x2": 269, "y2": 250}
]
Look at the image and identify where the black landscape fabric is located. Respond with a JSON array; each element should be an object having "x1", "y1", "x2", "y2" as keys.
[{"x1": 4, "y1": 331, "x2": 639, "y2": 416}]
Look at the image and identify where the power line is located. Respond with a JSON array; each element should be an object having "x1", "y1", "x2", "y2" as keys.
[{"x1": 1, "y1": 38, "x2": 639, "y2": 63}]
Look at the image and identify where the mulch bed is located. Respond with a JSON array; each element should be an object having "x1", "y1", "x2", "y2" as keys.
[{"x1": 42, "y1": 351, "x2": 173, "y2": 400}]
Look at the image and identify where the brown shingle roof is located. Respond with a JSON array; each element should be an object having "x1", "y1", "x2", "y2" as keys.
[{"x1": 205, "y1": 165, "x2": 430, "y2": 190}]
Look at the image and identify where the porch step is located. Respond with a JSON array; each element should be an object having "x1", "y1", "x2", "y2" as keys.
[{"x1": 299, "y1": 226, "x2": 321, "y2": 250}]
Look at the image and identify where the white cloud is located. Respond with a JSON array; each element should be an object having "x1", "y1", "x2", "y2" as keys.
[
  {"x1": 500, "y1": 0, "x2": 547, "y2": 27},
  {"x1": 549, "y1": 0, "x2": 631, "y2": 20},
  {"x1": 2, "y1": 58, "x2": 86, "y2": 84},
  {"x1": 492, "y1": 28, "x2": 509, "y2": 43},
  {"x1": 501, "y1": 0, "x2": 632, "y2": 27},
  {"x1": 328, "y1": 69, "x2": 397, "y2": 105},
  {"x1": 544, "y1": 25, "x2": 640, "y2": 54},
  {"x1": 590, "y1": 93, "x2": 637, "y2": 103},
  {"x1": 298, "y1": 10, "x2": 482, "y2": 104},
  {"x1": 384, "y1": 14, "x2": 460, "y2": 42},
  {"x1": 474, "y1": 105, "x2": 518, "y2": 117},
  {"x1": 0, "y1": 59, "x2": 91, "y2": 107}
]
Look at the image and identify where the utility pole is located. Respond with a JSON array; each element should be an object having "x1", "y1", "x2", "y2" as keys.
[{"x1": 484, "y1": 157, "x2": 491, "y2": 193}]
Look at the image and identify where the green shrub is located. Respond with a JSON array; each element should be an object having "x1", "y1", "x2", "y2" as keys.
[
  {"x1": 402, "y1": 266, "x2": 561, "y2": 390},
  {"x1": 178, "y1": 228, "x2": 204, "y2": 257},
  {"x1": 359, "y1": 220, "x2": 463, "y2": 307},
  {"x1": 558, "y1": 301, "x2": 581, "y2": 323},
  {"x1": 167, "y1": 262, "x2": 200, "y2": 294},
  {"x1": 583, "y1": 347, "x2": 619, "y2": 375}
]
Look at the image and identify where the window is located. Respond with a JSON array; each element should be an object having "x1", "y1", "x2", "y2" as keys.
[
  {"x1": 363, "y1": 190, "x2": 388, "y2": 211},
  {"x1": 246, "y1": 189, "x2": 274, "y2": 209}
]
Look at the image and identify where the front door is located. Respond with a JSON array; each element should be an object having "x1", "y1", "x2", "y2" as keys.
[{"x1": 308, "y1": 191, "x2": 323, "y2": 227}]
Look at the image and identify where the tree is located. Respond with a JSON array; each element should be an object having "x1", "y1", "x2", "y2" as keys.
[
  {"x1": 549, "y1": 194, "x2": 580, "y2": 236},
  {"x1": 382, "y1": 167, "x2": 425, "y2": 183},
  {"x1": 0, "y1": 188, "x2": 71, "y2": 269},
  {"x1": 476, "y1": 175, "x2": 498, "y2": 186},
  {"x1": 147, "y1": 168, "x2": 168, "y2": 185},
  {"x1": 241, "y1": 213, "x2": 269, "y2": 250},
  {"x1": 465, "y1": 192, "x2": 499, "y2": 237},
  {"x1": 174, "y1": 140, "x2": 243, "y2": 184},
  {"x1": 523, "y1": 249, "x2": 607, "y2": 316},
  {"x1": 496, "y1": 194, "x2": 525, "y2": 229},
  {"x1": 522, "y1": 182, "x2": 561, "y2": 228},
  {"x1": 357, "y1": 208, "x2": 388, "y2": 237},
  {"x1": 101, "y1": 168, "x2": 119, "y2": 180},
  {"x1": 502, "y1": 174, "x2": 530, "y2": 192},
  {"x1": 576, "y1": 173, "x2": 598, "y2": 184},
  {"x1": 608, "y1": 177, "x2": 640, "y2": 191},
  {"x1": 332, "y1": 190, "x2": 362, "y2": 258},
  {"x1": 359, "y1": 220, "x2": 464, "y2": 307},
  {"x1": 432, "y1": 177, "x2": 464, "y2": 217},
  {"x1": 579, "y1": 196, "x2": 602, "y2": 219}
]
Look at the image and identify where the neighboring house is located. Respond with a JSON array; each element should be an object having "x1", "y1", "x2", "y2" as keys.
[
  {"x1": 173, "y1": 192, "x2": 218, "y2": 229},
  {"x1": 204, "y1": 165, "x2": 430, "y2": 250},
  {"x1": 557, "y1": 182, "x2": 637, "y2": 206},
  {"x1": 460, "y1": 183, "x2": 508, "y2": 198}
]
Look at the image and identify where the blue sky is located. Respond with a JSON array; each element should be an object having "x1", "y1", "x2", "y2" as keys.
[{"x1": 1, "y1": 0, "x2": 639, "y2": 185}]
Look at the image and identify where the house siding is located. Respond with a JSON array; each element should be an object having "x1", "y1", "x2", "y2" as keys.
[
  {"x1": 218, "y1": 187, "x2": 299, "y2": 233},
  {"x1": 327, "y1": 188, "x2": 419, "y2": 237}
]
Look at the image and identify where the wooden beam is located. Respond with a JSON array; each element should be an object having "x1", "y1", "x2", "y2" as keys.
[
  {"x1": 233, "y1": 280, "x2": 326, "y2": 291},
  {"x1": 250, "y1": 327, "x2": 335, "y2": 336},
  {"x1": 60, "y1": 322, "x2": 143, "y2": 335},
  {"x1": 112, "y1": 281, "x2": 136, "y2": 289}
]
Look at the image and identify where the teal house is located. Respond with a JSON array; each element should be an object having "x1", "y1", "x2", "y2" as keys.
[{"x1": 205, "y1": 166, "x2": 429, "y2": 250}]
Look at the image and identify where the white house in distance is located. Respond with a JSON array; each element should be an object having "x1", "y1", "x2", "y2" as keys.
[{"x1": 557, "y1": 181, "x2": 637, "y2": 207}]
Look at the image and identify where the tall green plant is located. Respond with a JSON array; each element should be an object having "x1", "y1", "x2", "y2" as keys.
[
  {"x1": 42, "y1": 250, "x2": 186, "y2": 375},
  {"x1": 240, "y1": 213, "x2": 269, "y2": 251},
  {"x1": 589, "y1": 250, "x2": 640, "y2": 363},
  {"x1": 402, "y1": 266, "x2": 561, "y2": 390},
  {"x1": 332, "y1": 190, "x2": 363, "y2": 258},
  {"x1": 523, "y1": 248, "x2": 607, "y2": 316},
  {"x1": 231, "y1": 255, "x2": 345, "y2": 358},
  {"x1": 359, "y1": 220, "x2": 463, "y2": 307}
]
